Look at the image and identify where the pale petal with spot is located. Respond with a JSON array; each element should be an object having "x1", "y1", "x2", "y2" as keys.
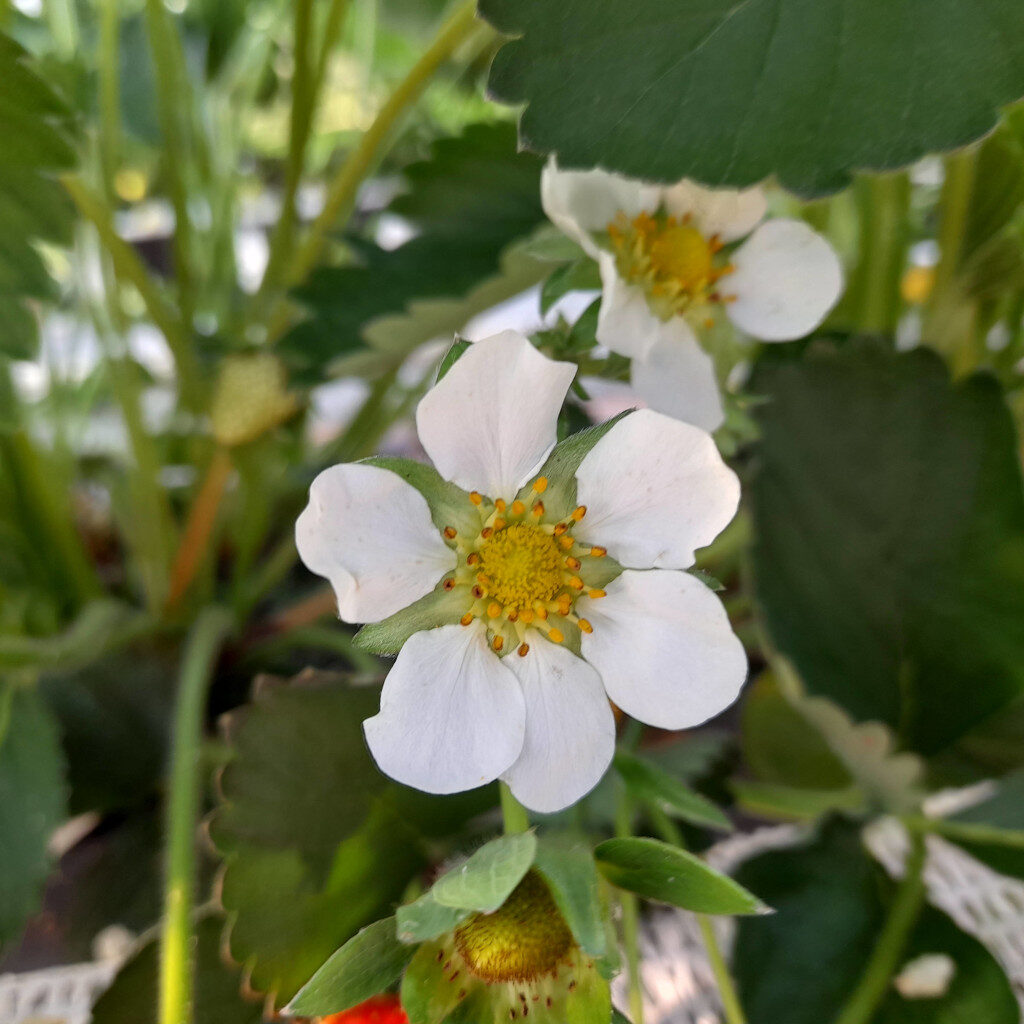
[
  {"x1": 726, "y1": 219, "x2": 844, "y2": 341},
  {"x1": 574, "y1": 408, "x2": 740, "y2": 568},
  {"x1": 662, "y1": 181, "x2": 767, "y2": 242},
  {"x1": 542, "y1": 159, "x2": 661, "y2": 257},
  {"x1": 595, "y1": 251, "x2": 663, "y2": 360},
  {"x1": 296, "y1": 462, "x2": 456, "y2": 623},
  {"x1": 630, "y1": 323, "x2": 725, "y2": 432},
  {"x1": 579, "y1": 570, "x2": 747, "y2": 730},
  {"x1": 416, "y1": 330, "x2": 576, "y2": 500},
  {"x1": 501, "y1": 639, "x2": 615, "y2": 813},
  {"x1": 364, "y1": 622, "x2": 526, "y2": 794}
]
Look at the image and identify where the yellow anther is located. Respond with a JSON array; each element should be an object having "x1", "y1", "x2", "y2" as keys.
[
  {"x1": 531, "y1": 501, "x2": 545, "y2": 518},
  {"x1": 553, "y1": 523, "x2": 569, "y2": 536},
  {"x1": 533, "y1": 477, "x2": 548, "y2": 493},
  {"x1": 590, "y1": 546, "x2": 607, "y2": 558},
  {"x1": 507, "y1": 611, "x2": 518, "y2": 622},
  {"x1": 469, "y1": 492, "x2": 483, "y2": 506},
  {"x1": 511, "y1": 500, "x2": 526, "y2": 516},
  {"x1": 535, "y1": 606, "x2": 548, "y2": 621},
  {"x1": 568, "y1": 576, "x2": 584, "y2": 591},
  {"x1": 520, "y1": 609, "x2": 534, "y2": 624},
  {"x1": 481, "y1": 527, "x2": 493, "y2": 539},
  {"x1": 492, "y1": 635, "x2": 505, "y2": 652},
  {"x1": 556, "y1": 595, "x2": 572, "y2": 615},
  {"x1": 572, "y1": 506, "x2": 587, "y2": 521},
  {"x1": 493, "y1": 517, "x2": 507, "y2": 531},
  {"x1": 444, "y1": 526, "x2": 457, "y2": 539},
  {"x1": 559, "y1": 535, "x2": 574, "y2": 550},
  {"x1": 565, "y1": 556, "x2": 581, "y2": 571},
  {"x1": 495, "y1": 499, "x2": 507, "y2": 513},
  {"x1": 578, "y1": 618, "x2": 593, "y2": 634},
  {"x1": 548, "y1": 628, "x2": 564, "y2": 644},
  {"x1": 443, "y1": 578, "x2": 456, "y2": 591},
  {"x1": 517, "y1": 643, "x2": 530, "y2": 657},
  {"x1": 460, "y1": 613, "x2": 474, "y2": 626},
  {"x1": 487, "y1": 602, "x2": 503, "y2": 619},
  {"x1": 588, "y1": 588, "x2": 606, "y2": 599},
  {"x1": 471, "y1": 585, "x2": 485, "y2": 599},
  {"x1": 466, "y1": 552, "x2": 480, "y2": 566}
]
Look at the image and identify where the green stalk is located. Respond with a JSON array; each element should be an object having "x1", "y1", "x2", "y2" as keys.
[
  {"x1": 832, "y1": 832, "x2": 928, "y2": 1024},
  {"x1": 44, "y1": 0, "x2": 78, "y2": 59},
  {"x1": 265, "y1": 0, "x2": 484, "y2": 340},
  {"x1": 313, "y1": 0, "x2": 353, "y2": 101},
  {"x1": 144, "y1": 0, "x2": 198, "y2": 329},
  {"x1": 853, "y1": 172, "x2": 910, "y2": 334},
  {"x1": 905, "y1": 814, "x2": 1024, "y2": 851},
  {"x1": 63, "y1": 176, "x2": 200, "y2": 400},
  {"x1": 159, "y1": 607, "x2": 234, "y2": 1024},
  {"x1": 500, "y1": 781, "x2": 530, "y2": 834},
  {"x1": 615, "y1": 784, "x2": 645, "y2": 1024},
  {"x1": 97, "y1": 0, "x2": 122, "y2": 198},
  {"x1": 258, "y1": 0, "x2": 318, "y2": 299},
  {"x1": 647, "y1": 805, "x2": 747, "y2": 1024}
]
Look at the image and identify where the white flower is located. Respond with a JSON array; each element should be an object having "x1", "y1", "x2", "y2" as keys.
[
  {"x1": 296, "y1": 330, "x2": 747, "y2": 813},
  {"x1": 542, "y1": 161, "x2": 844, "y2": 431}
]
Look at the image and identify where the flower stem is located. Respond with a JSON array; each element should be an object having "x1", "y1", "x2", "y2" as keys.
[
  {"x1": 903, "y1": 814, "x2": 1024, "y2": 851},
  {"x1": 832, "y1": 831, "x2": 928, "y2": 1024},
  {"x1": 500, "y1": 781, "x2": 530, "y2": 834},
  {"x1": 62, "y1": 176, "x2": 200, "y2": 401},
  {"x1": 264, "y1": 0, "x2": 484, "y2": 340},
  {"x1": 647, "y1": 805, "x2": 747, "y2": 1024},
  {"x1": 614, "y1": 784, "x2": 645, "y2": 1024},
  {"x1": 159, "y1": 606, "x2": 234, "y2": 1024},
  {"x1": 853, "y1": 172, "x2": 910, "y2": 334},
  {"x1": 165, "y1": 447, "x2": 233, "y2": 616}
]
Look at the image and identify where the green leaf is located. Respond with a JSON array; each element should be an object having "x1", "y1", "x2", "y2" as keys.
[
  {"x1": 281, "y1": 122, "x2": 545, "y2": 381},
  {"x1": 435, "y1": 338, "x2": 471, "y2": 381},
  {"x1": 396, "y1": 891, "x2": 471, "y2": 944},
  {"x1": 733, "y1": 818, "x2": 886, "y2": 1024},
  {"x1": 210, "y1": 671, "x2": 494, "y2": 1006},
  {"x1": 873, "y1": 905, "x2": 1018, "y2": 1023},
  {"x1": 750, "y1": 339, "x2": 1024, "y2": 752},
  {"x1": 0, "y1": 34, "x2": 77, "y2": 358},
  {"x1": 594, "y1": 837, "x2": 766, "y2": 915},
  {"x1": 432, "y1": 832, "x2": 538, "y2": 913},
  {"x1": 740, "y1": 672, "x2": 852, "y2": 789},
  {"x1": 0, "y1": 684, "x2": 66, "y2": 952},
  {"x1": 90, "y1": 914, "x2": 261, "y2": 1024},
  {"x1": 480, "y1": 0, "x2": 1024, "y2": 196},
  {"x1": 614, "y1": 751, "x2": 732, "y2": 832},
  {"x1": 534, "y1": 834, "x2": 607, "y2": 957},
  {"x1": 287, "y1": 917, "x2": 415, "y2": 1016},
  {"x1": 540, "y1": 258, "x2": 601, "y2": 316},
  {"x1": 730, "y1": 779, "x2": 865, "y2": 821}
]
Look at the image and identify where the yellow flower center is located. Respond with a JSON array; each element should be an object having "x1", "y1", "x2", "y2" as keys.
[
  {"x1": 607, "y1": 210, "x2": 735, "y2": 323},
  {"x1": 477, "y1": 523, "x2": 564, "y2": 614},
  {"x1": 454, "y1": 871, "x2": 573, "y2": 984},
  {"x1": 439, "y1": 477, "x2": 613, "y2": 657}
]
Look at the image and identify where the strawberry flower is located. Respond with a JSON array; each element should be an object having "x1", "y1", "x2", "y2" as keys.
[
  {"x1": 297, "y1": 330, "x2": 746, "y2": 812},
  {"x1": 542, "y1": 161, "x2": 844, "y2": 430}
]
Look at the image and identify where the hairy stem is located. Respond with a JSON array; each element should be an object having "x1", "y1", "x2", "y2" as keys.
[
  {"x1": 500, "y1": 781, "x2": 530, "y2": 834},
  {"x1": 159, "y1": 606, "x2": 234, "y2": 1024}
]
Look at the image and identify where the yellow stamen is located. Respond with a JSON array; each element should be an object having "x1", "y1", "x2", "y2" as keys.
[
  {"x1": 547, "y1": 628, "x2": 564, "y2": 644},
  {"x1": 460, "y1": 613, "x2": 474, "y2": 626},
  {"x1": 533, "y1": 477, "x2": 548, "y2": 493},
  {"x1": 517, "y1": 643, "x2": 530, "y2": 657},
  {"x1": 495, "y1": 499, "x2": 507, "y2": 513},
  {"x1": 578, "y1": 618, "x2": 593, "y2": 634},
  {"x1": 487, "y1": 602, "x2": 503, "y2": 619},
  {"x1": 572, "y1": 506, "x2": 587, "y2": 521},
  {"x1": 590, "y1": 546, "x2": 607, "y2": 557},
  {"x1": 511, "y1": 499, "x2": 526, "y2": 516},
  {"x1": 443, "y1": 526, "x2": 457, "y2": 539},
  {"x1": 469, "y1": 492, "x2": 482, "y2": 506},
  {"x1": 492, "y1": 635, "x2": 504, "y2": 652}
]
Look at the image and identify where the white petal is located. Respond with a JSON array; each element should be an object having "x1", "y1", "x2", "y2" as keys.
[
  {"x1": 574, "y1": 408, "x2": 740, "y2": 569},
  {"x1": 630, "y1": 322, "x2": 725, "y2": 432},
  {"x1": 364, "y1": 622, "x2": 526, "y2": 794},
  {"x1": 726, "y1": 219, "x2": 844, "y2": 341},
  {"x1": 415, "y1": 330, "x2": 576, "y2": 500},
  {"x1": 595, "y1": 252, "x2": 663, "y2": 360},
  {"x1": 662, "y1": 181, "x2": 767, "y2": 242},
  {"x1": 501, "y1": 639, "x2": 615, "y2": 813},
  {"x1": 579, "y1": 570, "x2": 747, "y2": 730},
  {"x1": 542, "y1": 158, "x2": 661, "y2": 258},
  {"x1": 296, "y1": 463, "x2": 456, "y2": 623}
]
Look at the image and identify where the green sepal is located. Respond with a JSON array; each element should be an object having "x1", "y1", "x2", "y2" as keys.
[
  {"x1": 519, "y1": 411, "x2": 632, "y2": 520},
  {"x1": 285, "y1": 916, "x2": 415, "y2": 1017},
  {"x1": 534, "y1": 834, "x2": 606, "y2": 957},
  {"x1": 361, "y1": 455, "x2": 479, "y2": 537},
  {"x1": 614, "y1": 751, "x2": 733, "y2": 832},
  {"x1": 402, "y1": 940, "x2": 467, "y2": 1024},
  {"x1": 432, "y1": 832, "x2": 538, "y2": 914},
  {"x1": 540, "y1": 257, "x2": 601, "y2": 316},
  {"x1": 436, "y1": 338, "x2": 471, "y2": 382},
  {"x1": 397, "y1": 891, "x2": 472, "y2": 945},
  {"x1": 355, "y1": 586, "x2": 469, "y2": 655},
  {"x1": 595, "y1": 837, "x2": 768, "y2": 916}
]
